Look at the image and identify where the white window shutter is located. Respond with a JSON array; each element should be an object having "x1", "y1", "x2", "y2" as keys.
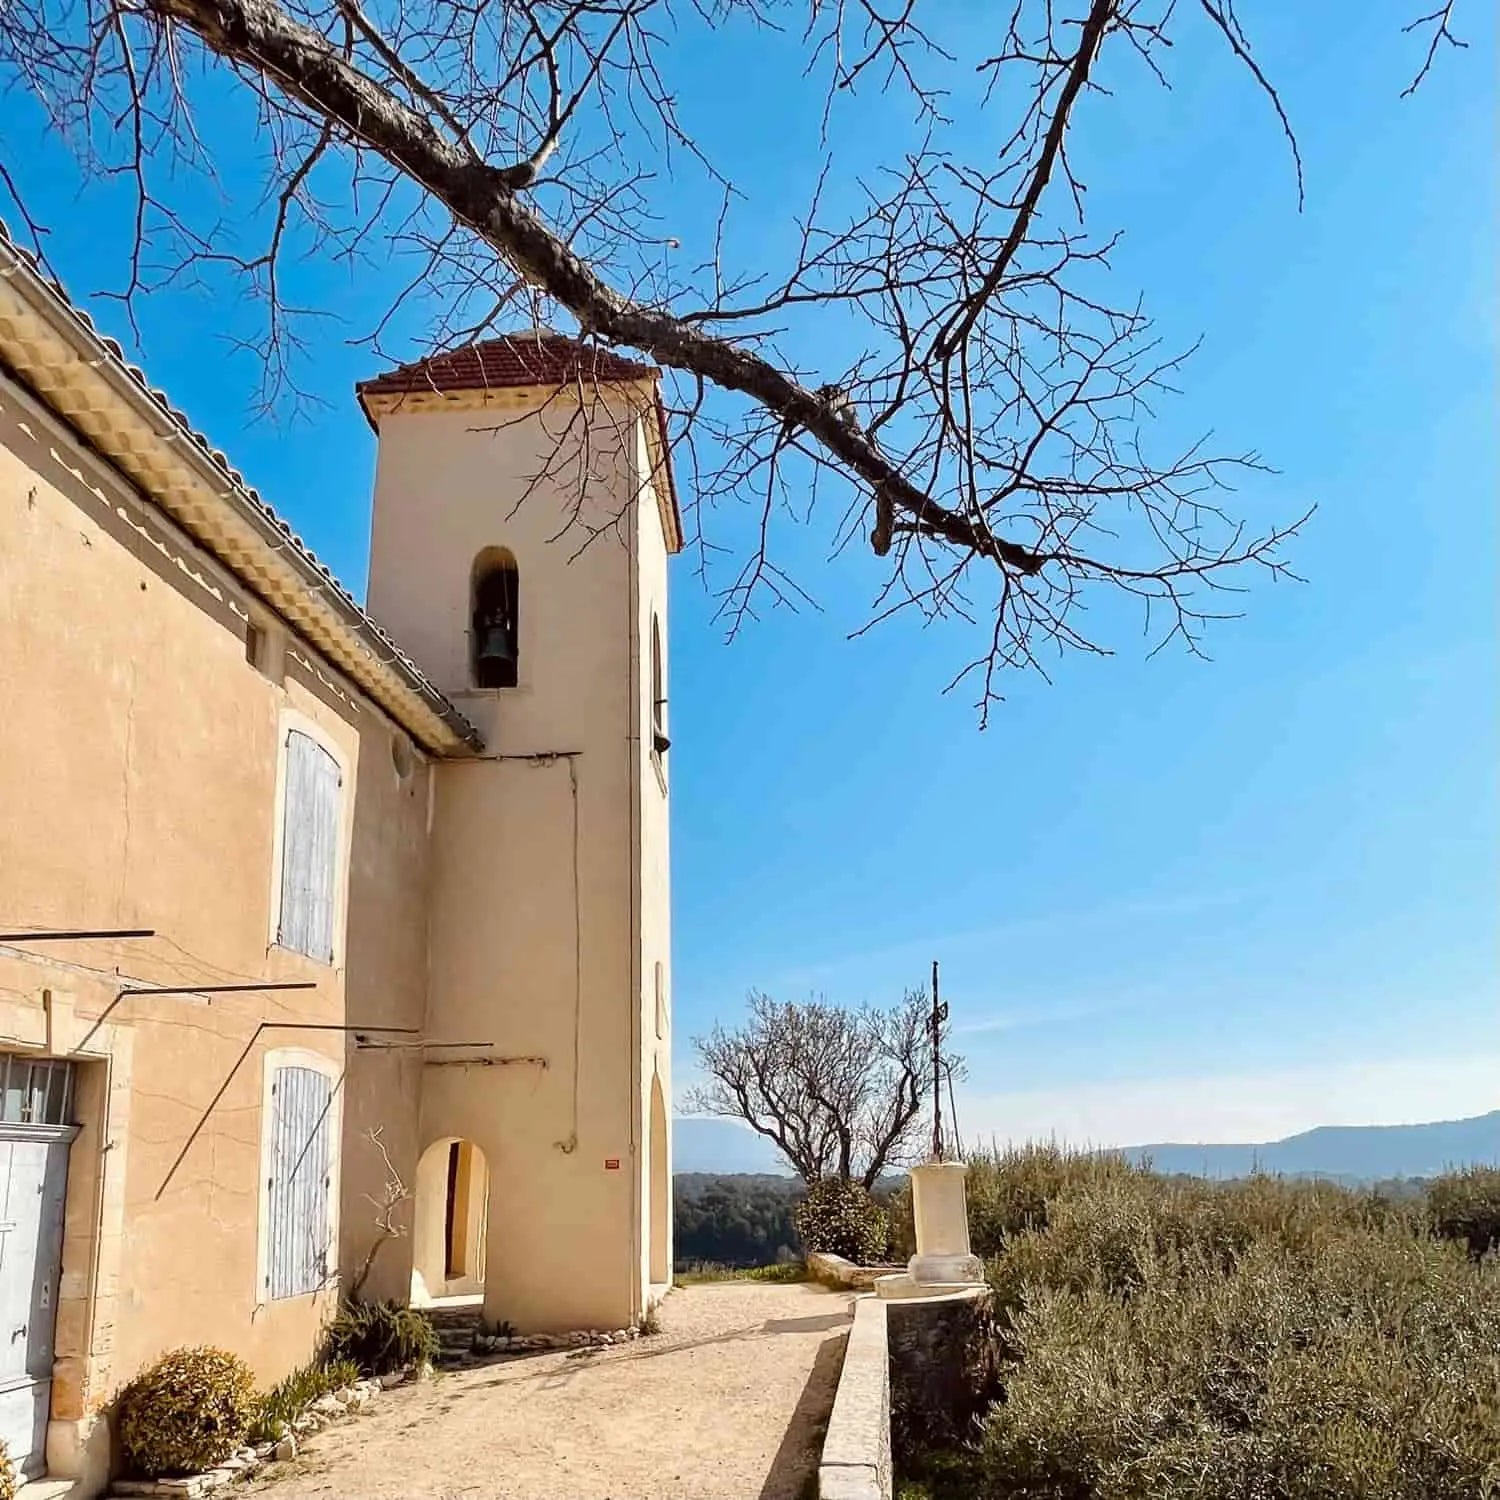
[
  {"x1": 267, "y1": 1065, "x2": 334, "y2": 1299},
  {"x1": 279, "y1": 731, "x2": 341, "y2": 962}
]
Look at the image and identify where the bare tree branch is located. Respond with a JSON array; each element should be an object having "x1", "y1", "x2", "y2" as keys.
[
  {"x1": 348, "y1": 1126, "x2": 412, "y2": 1301},
  {"x1": 687, "y1": 990, "x2": 948, "y2": 1184},
  {"x1": 0, "y1": 0, "x2": 1465, "y2": 711},
  {"x1": 1401, "y1": 2, "x2": 1467, "y2": 97}
]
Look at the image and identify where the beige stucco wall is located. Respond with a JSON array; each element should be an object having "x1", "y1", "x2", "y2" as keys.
[
  {"x1": 633, "y1": 426, "x2": 673, "y2": 1293},
  {"x1": 365, "y1": 391, "x2": 669, "y2": 1332},
  {"x1": 0, "y1": 369, "x2": 429, "y2": 1484},
  {"x1": 337, "y1": 721, "x2": 433, "y2": 1306}
]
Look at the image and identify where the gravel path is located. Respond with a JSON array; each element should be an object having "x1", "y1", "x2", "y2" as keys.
[{"x1": 255, "y1": 1281, "x2": 853, "y2": 1500}]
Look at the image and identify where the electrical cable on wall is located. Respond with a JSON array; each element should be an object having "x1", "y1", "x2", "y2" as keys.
[{"x1": 555, "y1": 755, "x2": 582, "y2": 1154}]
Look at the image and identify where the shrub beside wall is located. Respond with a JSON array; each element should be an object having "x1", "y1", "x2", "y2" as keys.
[
  {"x1": 116, "y1": 1347, "x2": 258, "y2": 1477},
  {"x1": 952, "y1": 1148, "x2": 1500, "y2": 1500},
  {"x1": 249, "y1": 1357, "x2": 362, "y2": 1443},
  {"x1": 323, "y1": 1299, "x2": 438, "y2": 1375},
  {"x1": 794, "y1": 1177, "x2": 889, "y2": 1264},
  {"x1": 984, "y1": 1226, "x2": 1500, "y2": 1500}
]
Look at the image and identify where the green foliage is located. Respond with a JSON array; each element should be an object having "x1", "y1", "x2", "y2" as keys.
[
  {"x1": 984, "y1": 1230, "x2": 1500, "y2": 1499},
  {"x1": 322, "y1": 1300, "x2": 437, "y2": 1376},
  {"x1": 887, "y1": 1175, "x2": 917, "y2": 1260},
  {"x1": 986, "y1": 1169, "x2": 1411, "y2": 1338},
  {"x1": 1427, "y1": 1165, "x2": 1500, "y2": 1259},
  {"x1": 639, "y1": 1298, "x2": 663, "y2": 1336},
  {"x1": 895, "y1": 1446, "x2": 986, "y2": 1500},
  {"x1": 967, "y1": 1145, "x2": 1500, "y2": 1500},
  {"x1": 0, "y1": 1439, "x2": 14, "y2": 1500},
  {"x1": 674, "y1": 1261, "x2": 808, "y2": 1285},
  {"x1": 794, "y1": 1176, "x2": 888, "y2": 1263},
  {"x1": 960, "y1": 1141, "x2": 1147, "y2": 1258},
  {"x1": 248, "y1": 1357, "x2": 361, "y2": 1443},
  {"x1": 117, "y1": 1346, "x2": 258, "y2": 1477},
  {"x1": 674, "y1": 1173, "x2": 800, "y2": 1270}
]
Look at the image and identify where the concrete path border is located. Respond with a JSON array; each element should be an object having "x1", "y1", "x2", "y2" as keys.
[{"x1": 817, "y1": 1296, "x2": 891, "y2": 1500}]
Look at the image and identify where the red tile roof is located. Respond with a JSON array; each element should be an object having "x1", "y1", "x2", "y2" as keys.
[
  {"x1": 357, "y1": 333, "x2": 658, "y2": 400},
  {"x1": 356, "y1": 329, "x2": 683, "y2": 554}
]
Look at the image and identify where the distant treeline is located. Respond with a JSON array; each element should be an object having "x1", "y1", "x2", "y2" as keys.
[
  {"x1": 673, "y1": 1173, "x2": 802, "y2": 1269},
  {"x1": 673, "y1": 1169, "x2": 1440, "y2": 1271}
]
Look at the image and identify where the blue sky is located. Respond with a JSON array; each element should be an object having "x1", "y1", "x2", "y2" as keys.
[{"x1": 5, "y1": 4, "x2": 1495, "y2": 1146}]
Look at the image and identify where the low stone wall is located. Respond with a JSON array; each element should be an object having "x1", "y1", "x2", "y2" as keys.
[
  {"x1": 817, "y1": 1297, "x2": 892, "y2": 1500},
  {"x1": 806, "y1": 1253, "x2": 903, "y2": 1292},
  {"x1": 819, "y1": 1283, "x2": 999, "y2": 1498},
  {"x1": 885, "y1": 1286, "x2": 997, "y2": 1464}
]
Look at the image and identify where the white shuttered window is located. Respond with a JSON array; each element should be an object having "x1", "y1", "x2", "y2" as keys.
[
  {"x1": 277, "y1": 730, "x2": 341, "y2": 962},
  {"x1": 265, "y1": 1064, "x2": 335, "y2": 1299}
]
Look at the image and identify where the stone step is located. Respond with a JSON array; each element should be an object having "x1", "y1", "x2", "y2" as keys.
[
  {"x1": 426, "y1": 1303, "x2": 483, "y2": 1325},
  {"x1": 430, "y1": 1310, "x2": 483, "y2": 1360}
]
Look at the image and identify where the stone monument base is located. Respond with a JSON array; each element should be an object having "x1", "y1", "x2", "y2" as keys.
[{"x1": 909, "y1": 1251, "x2": 984, "y2": 1285}]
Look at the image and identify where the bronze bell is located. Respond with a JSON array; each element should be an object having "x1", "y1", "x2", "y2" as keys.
[{"x1": 475, "y1": 620, "x2": 517, "y2": 669}]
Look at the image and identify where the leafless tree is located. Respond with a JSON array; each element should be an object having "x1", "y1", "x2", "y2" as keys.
[
  {"x1": 687, "y1": 990, "x2": 948, "y2": 1187},
  {"x1": 347, "y1": 1125, "x2": 412, "y2": 1301},
  {"x1": 0, "y1": 0, "x2": 1466, "y2": 713}
]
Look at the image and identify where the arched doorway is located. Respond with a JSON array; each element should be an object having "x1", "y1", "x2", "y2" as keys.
[
  {"x1": 649, "y1": 1075, "x2": 669, "y2": 1286},
  {"x1": 411, "y1": 1138, "x2": 490, "y2": 1305}
]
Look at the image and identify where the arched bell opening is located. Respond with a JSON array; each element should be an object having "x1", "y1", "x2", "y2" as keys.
[{"x1": 470, "y1": 548, "x2": 519, "y2": 689}]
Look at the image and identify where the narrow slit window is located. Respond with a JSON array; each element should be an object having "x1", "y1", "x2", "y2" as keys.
[{"x1": 651, "y1": 614, "x2": 668, "y2": 757}]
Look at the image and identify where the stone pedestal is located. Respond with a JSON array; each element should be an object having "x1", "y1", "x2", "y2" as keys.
[
  {"x1": 876, "y1": 1157, "x2": 985, "y2": 1301},
  {"x1": 908, "y1": 1160, "x2": 983, "y2": 1285},
  {"x1": 908, "y1": 1250, "x2": 984, "y2": 1284}
]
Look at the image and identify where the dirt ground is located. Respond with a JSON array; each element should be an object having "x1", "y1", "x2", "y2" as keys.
[{"x1": 253, "y1": 1281, "x2": 853, "y2": 1500}]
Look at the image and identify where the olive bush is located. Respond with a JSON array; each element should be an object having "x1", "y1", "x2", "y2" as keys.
[
  {"x1": 794, "y1": 1176, "x2": 889, "y2": 1263},
  {"x1": 982, "y1": 1228, "x2": 1500, "y2": 1500},
  {"x1": 116, "y1": 1346, "x2": 257, "y2": 1477},
  {"x1": 966, "y1": 1147, "x2": 1500, "y2": 1500},
  {"x1": 1427, "y1": 1165, "x2": 1500, "y2": 1259}
]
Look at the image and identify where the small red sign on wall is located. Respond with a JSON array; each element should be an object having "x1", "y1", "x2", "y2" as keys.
[{"x1": 604, "y1": 1158, "x2": 621, "y2": 1170}]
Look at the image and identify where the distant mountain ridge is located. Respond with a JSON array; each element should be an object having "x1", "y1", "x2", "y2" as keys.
[
  {"x1": 674, "y1": 1118, "x2": 789, "y2": 1175},
  {"x1": 674, "y1": 1111, "x2": 1500, "y2": 1183},
  {"x1": 1127, "y1": 1110, "x2": 1500, "y2": 1182}
]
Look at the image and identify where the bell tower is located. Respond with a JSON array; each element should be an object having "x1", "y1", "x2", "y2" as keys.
[{"x1": 359, "y1": 332, "x2": 682, "y2": 1331}]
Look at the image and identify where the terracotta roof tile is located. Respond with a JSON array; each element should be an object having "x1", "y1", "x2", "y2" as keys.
[{"x1": 357, "y1": 333, "x2": 658, "y2": 399}]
